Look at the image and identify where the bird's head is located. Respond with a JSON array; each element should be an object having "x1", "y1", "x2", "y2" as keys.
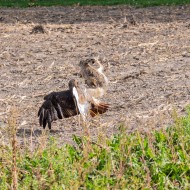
[{"x1": 79, "y1": 58, "x2": 95, "y2": 67}]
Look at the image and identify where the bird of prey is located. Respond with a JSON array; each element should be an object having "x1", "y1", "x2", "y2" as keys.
[
  {"x1": 38, "y1": 79, "x2": 109, "y2": 129},
  {"x1": 79, "y1": 58, "x2": 108, "y2": 89}
]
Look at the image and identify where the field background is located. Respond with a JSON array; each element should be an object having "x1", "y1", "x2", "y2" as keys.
[
  {"x1": 0, "y1": 1, "x2": 190, "y2": 189},
  {"x1": 0, "y1": 5, "x2": 190, "y2": 144}
]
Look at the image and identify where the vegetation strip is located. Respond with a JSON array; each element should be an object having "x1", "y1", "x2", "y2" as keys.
[
  {"x1": 0, "y1": 109, "x2": 190, "y2": 189},
  {"x1": 0, "y1": 0, "x2": 190, "y2": 7}
]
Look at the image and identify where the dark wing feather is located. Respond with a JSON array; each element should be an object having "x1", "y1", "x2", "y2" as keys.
[{"x1": 38, "y1": 90, "x2": 79, "y2": 129}]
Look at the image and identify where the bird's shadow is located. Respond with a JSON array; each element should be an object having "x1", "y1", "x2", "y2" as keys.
[{"x1": 17, "y1": 128, "x2": 64, "y2": 138}]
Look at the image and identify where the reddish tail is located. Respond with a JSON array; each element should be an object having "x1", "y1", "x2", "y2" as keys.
[{"x1": 90, "y1": 102, "x2": 109, "y2": 117}]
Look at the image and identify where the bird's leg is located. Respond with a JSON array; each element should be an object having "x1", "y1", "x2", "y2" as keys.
[{"x1": 81, "y1": 114, "x2": 90, "y2": 137}]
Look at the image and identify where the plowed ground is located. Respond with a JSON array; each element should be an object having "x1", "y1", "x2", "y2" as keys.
[{"x1": 0, "y1": 5, "x2": 190, "y2": 146}]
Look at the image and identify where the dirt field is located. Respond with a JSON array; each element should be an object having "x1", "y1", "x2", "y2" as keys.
[{"x1": 0, "y1": 5, "x2": 190, "y2": 145}]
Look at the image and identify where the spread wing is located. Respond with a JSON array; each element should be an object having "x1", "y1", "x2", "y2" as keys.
[{"x1": 38, "y1": 90, "x2": 79, "y2": 129}]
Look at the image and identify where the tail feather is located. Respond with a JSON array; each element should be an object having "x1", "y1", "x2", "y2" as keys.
[{"x1": 90, "y1": 102, "x2": 109, "y2": 117}]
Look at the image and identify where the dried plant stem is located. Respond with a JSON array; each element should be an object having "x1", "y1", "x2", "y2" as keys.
[
  {"x1": 8, "y1": 108, "x2": 18, "y2": 190},
  {"x1": 12, "y1": 130, "x2": 18, "y2": 190}
]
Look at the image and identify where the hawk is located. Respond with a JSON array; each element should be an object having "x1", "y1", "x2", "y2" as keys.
[{"x1": 38, "y1": 79, "x2": 109, "y2": 129}]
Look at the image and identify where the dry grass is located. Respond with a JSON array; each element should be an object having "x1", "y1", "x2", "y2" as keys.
[{"x1": 8, "y1": 108, "x2": 19, "y2": 190}]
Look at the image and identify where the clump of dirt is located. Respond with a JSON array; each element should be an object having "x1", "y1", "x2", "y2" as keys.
[
  {"x1": 0, "y1": 5, "x2": 190, "y2": 145},
  {"x1": 30, "y1": 25, "x2": 46, "y2": 34}
]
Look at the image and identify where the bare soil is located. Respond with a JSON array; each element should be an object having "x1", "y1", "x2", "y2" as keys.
[{"x1": 0, "y1": 5, "x2": 190, "y2": 145}]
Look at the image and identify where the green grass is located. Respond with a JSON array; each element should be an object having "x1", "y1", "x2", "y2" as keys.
[
  {"x1": 0, "y1": 0, "x2": 190, "y2": 7},
  {"x1": 1, "y1": 108, "x2": 190, "y2": 189}
]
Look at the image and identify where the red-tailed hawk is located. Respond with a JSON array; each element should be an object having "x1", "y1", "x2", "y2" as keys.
[{"x1": 38, "y1": 79, "x2": 109, "y2": 129}]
